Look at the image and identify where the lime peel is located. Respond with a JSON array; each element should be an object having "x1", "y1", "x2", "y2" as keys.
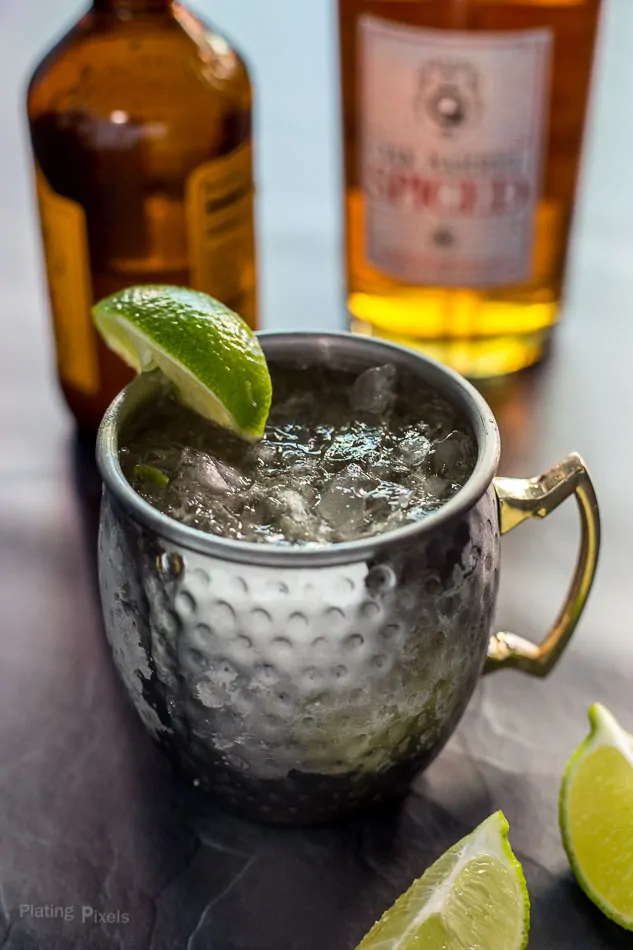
[{"x1": 134, "y1": 464, "x2": 170, "y2": 490}]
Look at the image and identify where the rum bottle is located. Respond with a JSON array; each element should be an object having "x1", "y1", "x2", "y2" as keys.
[
  {"x1": 338, "y1": 0, "x2": 602, "y2": 376},
  {"x1": 28, "y1": 0, "x2": 256, "y2": 429}
]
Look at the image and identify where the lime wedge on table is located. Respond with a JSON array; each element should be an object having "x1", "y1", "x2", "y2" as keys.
[
  {"x1": 356, "y1": 811, "x2": 529, "y2": 950},
  {"x1": 560, "y1": 704, "x2": 633, "y2": 930},
  {"x1": 93, "y1": 286, "x2": 272, "y2": 439}
]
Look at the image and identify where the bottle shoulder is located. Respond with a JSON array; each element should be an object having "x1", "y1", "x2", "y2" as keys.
[
  {"x1": 27, "y1": 8, "x2": 251, "y2": 120},
  {"x1": 27, "y1": 17, "x2": 89, "y2": 107}
]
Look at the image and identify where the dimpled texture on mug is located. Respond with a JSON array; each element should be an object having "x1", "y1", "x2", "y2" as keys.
[{"x1": 98, "y1": 489, "x2": 499, "y2": 822}]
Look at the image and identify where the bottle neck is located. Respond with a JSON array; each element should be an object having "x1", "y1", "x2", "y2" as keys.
[{"x1": 91, "y1": 0, "x2": 171, "y2": 13}]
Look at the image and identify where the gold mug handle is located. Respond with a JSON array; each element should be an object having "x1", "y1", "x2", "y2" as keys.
[{"x1": 486, "y1": 453, "x2": 600, "y2": 677}]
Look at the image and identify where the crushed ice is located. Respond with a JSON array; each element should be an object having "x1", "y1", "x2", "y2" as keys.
[{"x1": 122, "y1": 362, "x2": 476, "y2": 546}]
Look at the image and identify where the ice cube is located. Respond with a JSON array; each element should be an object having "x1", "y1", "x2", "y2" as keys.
[
  {"x1": 366, "y1": 481, "x2": 413, "y2": 517},
  {"x1": 279, "y1": 513, "x2": 317, "y2": 544},
  {"x1": 202, "y1": 503, "x2": 242, "y2": 537},
  {"x1": 290, "y1": 457, "x2": 320, "y2": 480},
  {"x1": 429, "y1": 431, "x2": 474, "y2": 476},
  {"x1": 176, "y1": 448, "x2": 232, "y2": 494},
  {"x1": 251, "y1": 442, "x2": 280, "y2": 474},
  {"x1": 239, "y1": 485, "x2": 271, "y2": 528},
  {"x1": 175, "y1": 448, "x2": 249, "y2": 496},
  {"x1": 323, "y1": 422, "x2": 383, "y2": 468},
  {"x1": 317, "y1": 463, "x2": 369, "y2": 532},
  {"x1": 399, "y1": 432, "x2": 431, "y2": 468},
  {"x1": 215, "y1": 459, "x2": 250, "y2": 491},
  {"x1": 273, "y1": 487, "x2": 311, "y2": 522},
  {"x1": 350, "y1": 364, "x2": 397, "y2": 416},
  {"x1": 258, "y1": 484, "x2": 318, "y2": 543},
  {"x1": 424, "y1": 475, "x2": 449, "y2": 500}
]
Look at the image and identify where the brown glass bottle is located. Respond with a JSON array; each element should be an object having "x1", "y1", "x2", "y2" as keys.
[
  {"x1": 28, "y1": 0, "x2": 256, "y2": 431},
  {"x1": 339, "y1": 0, "x2": 602, "y2": 377}
]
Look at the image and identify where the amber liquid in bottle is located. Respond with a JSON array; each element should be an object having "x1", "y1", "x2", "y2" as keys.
[
  {"x1": 338, "y1": 0, "x2": 602, "y2": 376},
  {"x1": 28, "y1": 0, "x2": 256, "y2": 430}
]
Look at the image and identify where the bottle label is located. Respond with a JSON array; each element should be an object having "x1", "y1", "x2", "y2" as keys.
[
  {"x1": 185, "y1": 142, "x2": 256, "y2": 323},
  {"x1": 360, "y1": 17, "x2": 553, "y2": 288},
  {"x1": 35, "y1": 166, "x2": 100, "y2": 394}
]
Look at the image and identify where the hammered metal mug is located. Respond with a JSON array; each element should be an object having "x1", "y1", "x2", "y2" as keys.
[{"x1": 96, "y1": 332, "x2": 600, "y2": 824}]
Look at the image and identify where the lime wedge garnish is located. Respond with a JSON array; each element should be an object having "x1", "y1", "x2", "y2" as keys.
[
  {"x1": 93, "y1": 285, "x2": 272, "y2": 439},
  {"x1": 356, "y1": 811, "x2": 529, "y2": 950},
  {"x1": 560, "y1": 704, "x2": 633, "y2": 930}
]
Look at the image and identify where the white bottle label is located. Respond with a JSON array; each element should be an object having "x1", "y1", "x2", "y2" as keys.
[{"x1": 360, "y1": 17, "x2": 552, "y2": 288}]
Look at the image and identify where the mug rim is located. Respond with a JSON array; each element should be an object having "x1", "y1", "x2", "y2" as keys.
[{"x1": 96, "y1": 330, "x2": 501, "y2": 567}]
